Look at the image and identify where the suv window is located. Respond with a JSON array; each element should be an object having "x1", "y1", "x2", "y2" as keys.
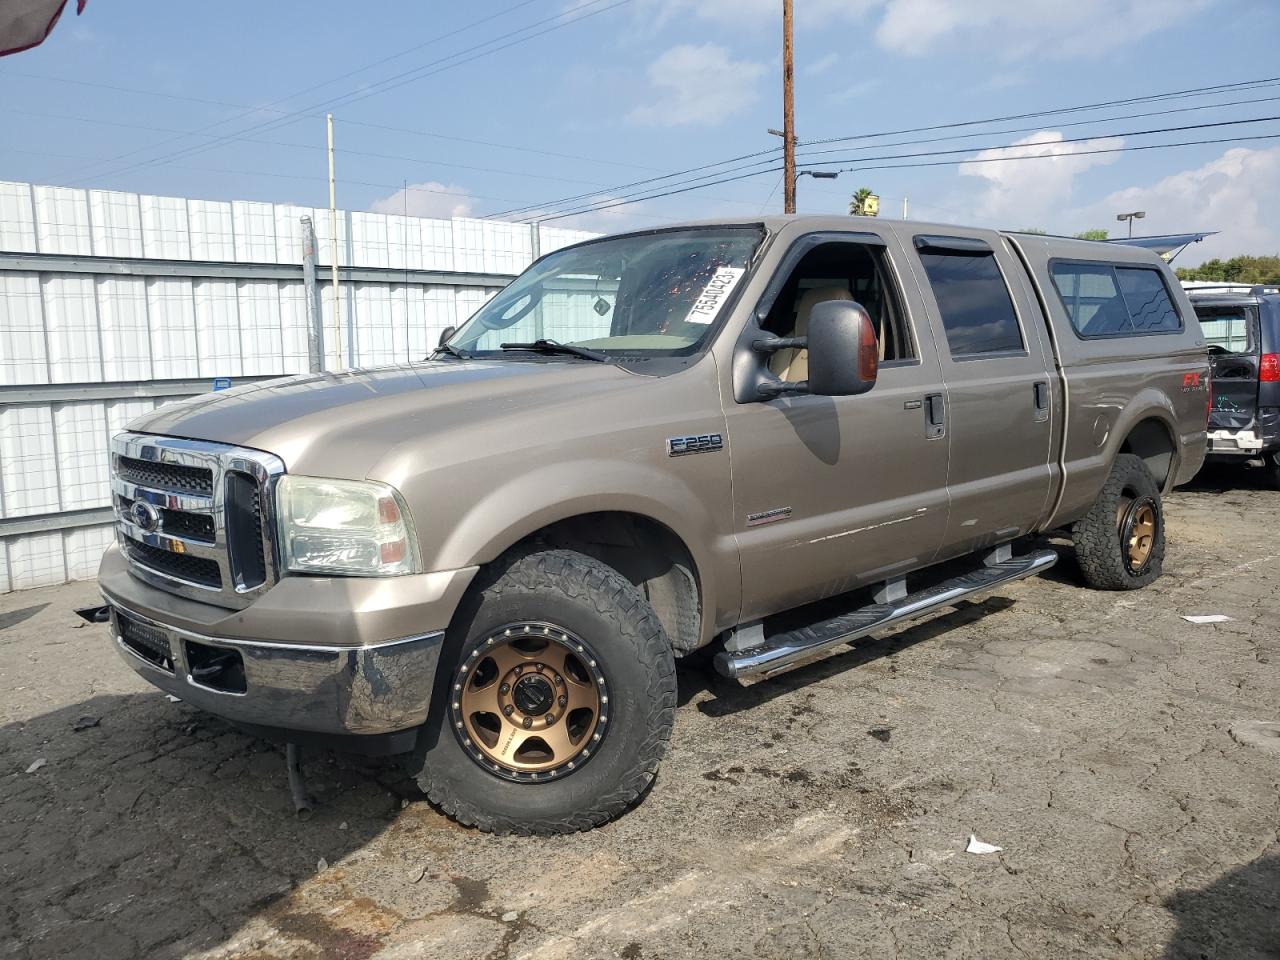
[
  {"x1": 917, "y1": 249, "x2": 1024, "y2": 357},
  {"x1": 1050, "y1": 261, "x2": 1182, "y2": 337},
  {"x1": 1195, "y1": 304, "x2": 1255, "y2": 354}
]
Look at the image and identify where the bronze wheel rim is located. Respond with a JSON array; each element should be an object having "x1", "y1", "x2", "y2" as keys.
[
  {"x1": 451, "y1": 622, "x2": 607, "y2": 782},
  {"x1": 1117, "y1": 495, "x2": 1159, "y2": 575}
]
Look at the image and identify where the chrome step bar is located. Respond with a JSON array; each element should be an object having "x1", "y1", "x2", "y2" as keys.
[{"x1": 714, "y1": 548, "x2": 1058, "y2": 680}]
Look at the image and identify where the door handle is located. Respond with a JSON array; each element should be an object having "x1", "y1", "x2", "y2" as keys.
[
  {"x1": 1033, "y1": 381, "x2": 1050, "y2": 422},
  {"x1": 924, "y1": 393, "x2": 945, "y2": 439}
]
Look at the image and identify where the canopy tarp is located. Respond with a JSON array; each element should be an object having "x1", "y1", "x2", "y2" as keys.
[
  {"x1": 1109, "y1": 232, "x2": 1218, "y2": 262},
  {"x1": 0, "y1": 0, "x2": 87, "y2": 57}
]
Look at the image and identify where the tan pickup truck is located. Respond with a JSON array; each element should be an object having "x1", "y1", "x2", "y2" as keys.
[{"x1": 98, "y1": 216, "x2": 1209, "y2": 834}]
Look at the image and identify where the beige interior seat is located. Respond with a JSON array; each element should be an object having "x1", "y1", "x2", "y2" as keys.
[{"x1": 769, "y1": 285, "x2": 853, "y2": 381}]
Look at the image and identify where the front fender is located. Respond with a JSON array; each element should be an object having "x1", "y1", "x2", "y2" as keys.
[{"x1": 431, "y1": 457, "x2": 739, "y2": 646}]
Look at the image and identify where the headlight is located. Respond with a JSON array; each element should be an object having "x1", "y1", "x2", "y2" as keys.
[{"x1": 276, "y1": 476, "x2": 420, "y2": 576}]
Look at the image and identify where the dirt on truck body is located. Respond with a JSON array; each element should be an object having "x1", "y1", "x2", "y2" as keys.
[{"x1": 96, "y1": 216, "x2": 1209, "y2": 834}]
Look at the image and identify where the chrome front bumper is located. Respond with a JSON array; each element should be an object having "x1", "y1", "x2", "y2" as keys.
[{"x1": 107, "y1": 599, "x2": 444, "y2": 739}]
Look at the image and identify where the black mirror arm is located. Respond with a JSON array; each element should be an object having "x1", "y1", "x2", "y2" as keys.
[
  {"x1": 757, "y1": 379, "x2": 810, "y2": 399},
  {"x1": 751, "y1": 335, "x2": 807, "y2": 354}
]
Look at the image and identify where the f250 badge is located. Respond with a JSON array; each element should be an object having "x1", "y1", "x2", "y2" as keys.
[{"x1": 667, "y1": 433, "x2": 724, "y2": 457}]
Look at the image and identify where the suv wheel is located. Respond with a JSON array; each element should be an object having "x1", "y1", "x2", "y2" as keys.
[
  {"x1": 1263, "y1": 451, "x2": 1280, "y2": 490},
  {"x1": 408, "y1": 548, "x2": 676, "y2": 834},
  {"x1": 1072, "y1": 453, "x2": 1166, "y2": 590}
]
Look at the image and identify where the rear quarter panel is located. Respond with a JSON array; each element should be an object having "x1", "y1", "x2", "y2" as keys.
[{"x1": 1010, "y1": 236, "x2": 1209, "y2": 526}]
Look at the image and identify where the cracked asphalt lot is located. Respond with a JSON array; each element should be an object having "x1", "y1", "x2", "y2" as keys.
[{"x1": 3, "y1": 465, "x2": 1279, "y2": 960}]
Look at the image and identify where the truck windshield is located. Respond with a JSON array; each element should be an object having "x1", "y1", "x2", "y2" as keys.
[{"x1": 447, "y1": 226, "x2": 763, "y2": 359}]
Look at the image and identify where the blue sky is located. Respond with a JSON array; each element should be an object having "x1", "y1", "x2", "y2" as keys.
[{"x1": 3, "y1": 0, "x2": 1280, "y2": 263}]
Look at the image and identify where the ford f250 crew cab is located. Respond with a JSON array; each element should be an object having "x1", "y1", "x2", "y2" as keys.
[{"x1": 98, "y1": 216, "x2": 1209, "y2": 834}]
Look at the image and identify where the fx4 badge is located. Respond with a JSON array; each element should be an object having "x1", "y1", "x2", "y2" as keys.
[
  {"x1": 1181, "y1": 371, "x2": 1207, "y2": 392},
  {"x1": 667, "y1": 433, "x2": 724, "y2": 457}
]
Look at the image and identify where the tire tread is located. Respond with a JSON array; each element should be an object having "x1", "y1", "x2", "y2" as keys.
[{"x1": 416, "y1": 547, "x2": 676, "y2": 835}]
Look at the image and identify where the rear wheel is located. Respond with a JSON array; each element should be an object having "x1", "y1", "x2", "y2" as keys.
[
  {"x1": 1072, "y1": 453, "x2": 1166, "y2": 590},
  {"x1": 409, "y1": 548, "x2": 676, "y2": 835}
]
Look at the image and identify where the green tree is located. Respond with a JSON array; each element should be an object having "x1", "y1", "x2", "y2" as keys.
[
  {"x1": 1018, "y1": 227, "x2": 1048, "y2": 235},
  {"x1": 1075, "y1": 228, "x2": 1109, "y2": 241},
  {"x1": 1176, "y1": 255, "x2": 1280, "y2": 284}
]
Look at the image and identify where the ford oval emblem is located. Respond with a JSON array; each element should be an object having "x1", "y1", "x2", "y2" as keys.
[{"x1": 129, "y1": 499, "x2": 161, "y2": 533}]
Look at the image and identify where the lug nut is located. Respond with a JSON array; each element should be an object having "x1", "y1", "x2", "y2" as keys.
[
  {"x1": 553, "y1": 675, "x2": 563, "y2": 685},
  {"x1": 503, "y1": 705, "x2": 514, "y2": 717},
  {"x1": 514, "y1": 665, "x2": 523, "y2": 676},
  {"x1": 545, "y1": 714, "x2": 555, "y2": 725},
  {"x1": 499, "y1": 682, "x2": 510, "y2": 695},
  {"x1": 558, "y1": 695, "x2": 567, "y2": 707},
  {"x1": 522, "y1": 716, "x2": 532, "y2": 729}
]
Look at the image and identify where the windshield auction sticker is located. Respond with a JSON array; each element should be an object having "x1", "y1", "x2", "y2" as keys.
[{"x1": 685, "y1": 267, "x2": 746, "y2": 324}]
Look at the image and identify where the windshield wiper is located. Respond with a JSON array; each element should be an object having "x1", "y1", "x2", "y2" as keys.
[
  {"x1": 498, "y1": 338, "x2": 609, "y2": 362},
  {"x1": 431, "y1": 341, "x2": 471, "y2": 360}
]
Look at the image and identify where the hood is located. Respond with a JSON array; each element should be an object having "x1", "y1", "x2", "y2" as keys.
[{"x1": 132, "y1": 359, "x2": 649, "y2": 479}]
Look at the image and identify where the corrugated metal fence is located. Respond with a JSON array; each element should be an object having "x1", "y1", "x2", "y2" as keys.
[{"x1": 0, "y1": 179, "x2": 595, "y2": 592}]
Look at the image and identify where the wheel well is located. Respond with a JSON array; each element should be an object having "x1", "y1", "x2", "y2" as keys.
[
  {"x1": 1120, "y1": 418, "x2": 1176, "y2": 490},
  {"x1": 510, "y1": 512, "x2": 703, "y2": 654}
]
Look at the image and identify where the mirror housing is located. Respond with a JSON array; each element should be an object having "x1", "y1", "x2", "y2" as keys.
[
  {"x1": 806, "y1": 300, "x2": 878, "y2": 397},
  {"x1": 437, "y1": 325, "x2": 457, "y2": 348}
]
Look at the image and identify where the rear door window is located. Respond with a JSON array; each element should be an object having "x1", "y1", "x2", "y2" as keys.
[
  {"x1": 917, "y1": 247, "x2": 1025, "y2": 357},
  {"x1": 1050, "y1": 261, "x2": 1182, "y2": 337}
]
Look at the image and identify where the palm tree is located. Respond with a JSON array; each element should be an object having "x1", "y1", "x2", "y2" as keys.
[{"x1": 849, "y1": 187, "x2": 876, "y2": 216}]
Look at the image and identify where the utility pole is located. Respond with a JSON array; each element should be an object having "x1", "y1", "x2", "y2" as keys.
[
  {"x1": 782, "y1": 0, "x2": 796, "y2": 214},
  {"x1": 327, "y1": 113, "x2": 344, "y2": 370},
  {"x1": 902, "y1": 196, "x2": 909, "y2": 220}
]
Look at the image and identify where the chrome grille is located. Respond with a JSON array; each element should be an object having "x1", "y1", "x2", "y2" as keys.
[{"x1": 110, "y1": 433, "x2": 285, "y2": 609}]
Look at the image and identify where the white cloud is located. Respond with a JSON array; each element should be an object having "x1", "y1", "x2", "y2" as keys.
[
  {"x1": 959, "y1": 130, "x2": 1124, "y2": 225},
  {"x1": 369, "y1": 181, "x2": 474, "y2": 219},
  {"x1": 875, "y1": 0, "x2": 1212, "y2": 58},
  {"x1": 647, "y1": 0, "x2": 1211, "y2": 60},
  {"x1": 629, "y1": 43, "x2": 766, "y2": 127},
  {"x1": 1081, "y1": 146, "x2": 1280, "y2": 263}
]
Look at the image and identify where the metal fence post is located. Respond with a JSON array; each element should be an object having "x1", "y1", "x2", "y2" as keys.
[{"x1": 301, "y1": 216, "x2": 323, "y2": 372}]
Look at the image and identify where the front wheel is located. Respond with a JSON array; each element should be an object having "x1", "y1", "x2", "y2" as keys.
[
  {"x1": 1072, "y1": 453, "x2": 1166, "y2": 590},
  {"x1": 408, "y1": 548, "x2": 676, "y2": 835}
]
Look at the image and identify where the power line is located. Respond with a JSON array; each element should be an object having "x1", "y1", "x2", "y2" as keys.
[
  {"x1": 490, "y1": 74, "x2": 1280, "y2": 221},
  {"x1": 77, "y1": 0, "x2": 633, "y2": 185},
  {"x1": 797, "y1": 88, "x2": 1280, "y2": 159},
  {"x1": 527, "y1": 124, "x2": 1280, "y2": 224},
  {"x1": 489, "y1": 145, "x2": 781, "y2": 218},
  {"x1": 46, "y1": 0, "x2": 548, "y2": 182},
  {"x1": 802, "y1": 75, "x2": 1280, "y2": 147},
  {"x1": 528, "y1": 167, "x2": 784, "y2": 223},
  {"x1": 0, "y1": 106, "x2": 644, "y2": 190},
  {"x1": 799, "y1": 113, "x2": 1280, "y2": 170},
  {"x1": 823, "y1": 132, "x2": 1280, "y2": 177}
]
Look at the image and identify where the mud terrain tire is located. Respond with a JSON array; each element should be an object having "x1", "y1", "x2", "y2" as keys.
[
  {"x1": 409, "y1": 548, "x2": 676, "y2": 835},
  {"x1": 1072, "y1": 453, "x2": 1166, "y2": 590}
]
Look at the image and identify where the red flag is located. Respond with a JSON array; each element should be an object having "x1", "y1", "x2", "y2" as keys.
[{"x1": 0, "y1": 0, "x2": 88, "y2": 58}]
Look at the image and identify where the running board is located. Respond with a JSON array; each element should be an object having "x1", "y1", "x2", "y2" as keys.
[{"x1": 714, "y1": 549, "x2": 1058, "y2": 680}]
